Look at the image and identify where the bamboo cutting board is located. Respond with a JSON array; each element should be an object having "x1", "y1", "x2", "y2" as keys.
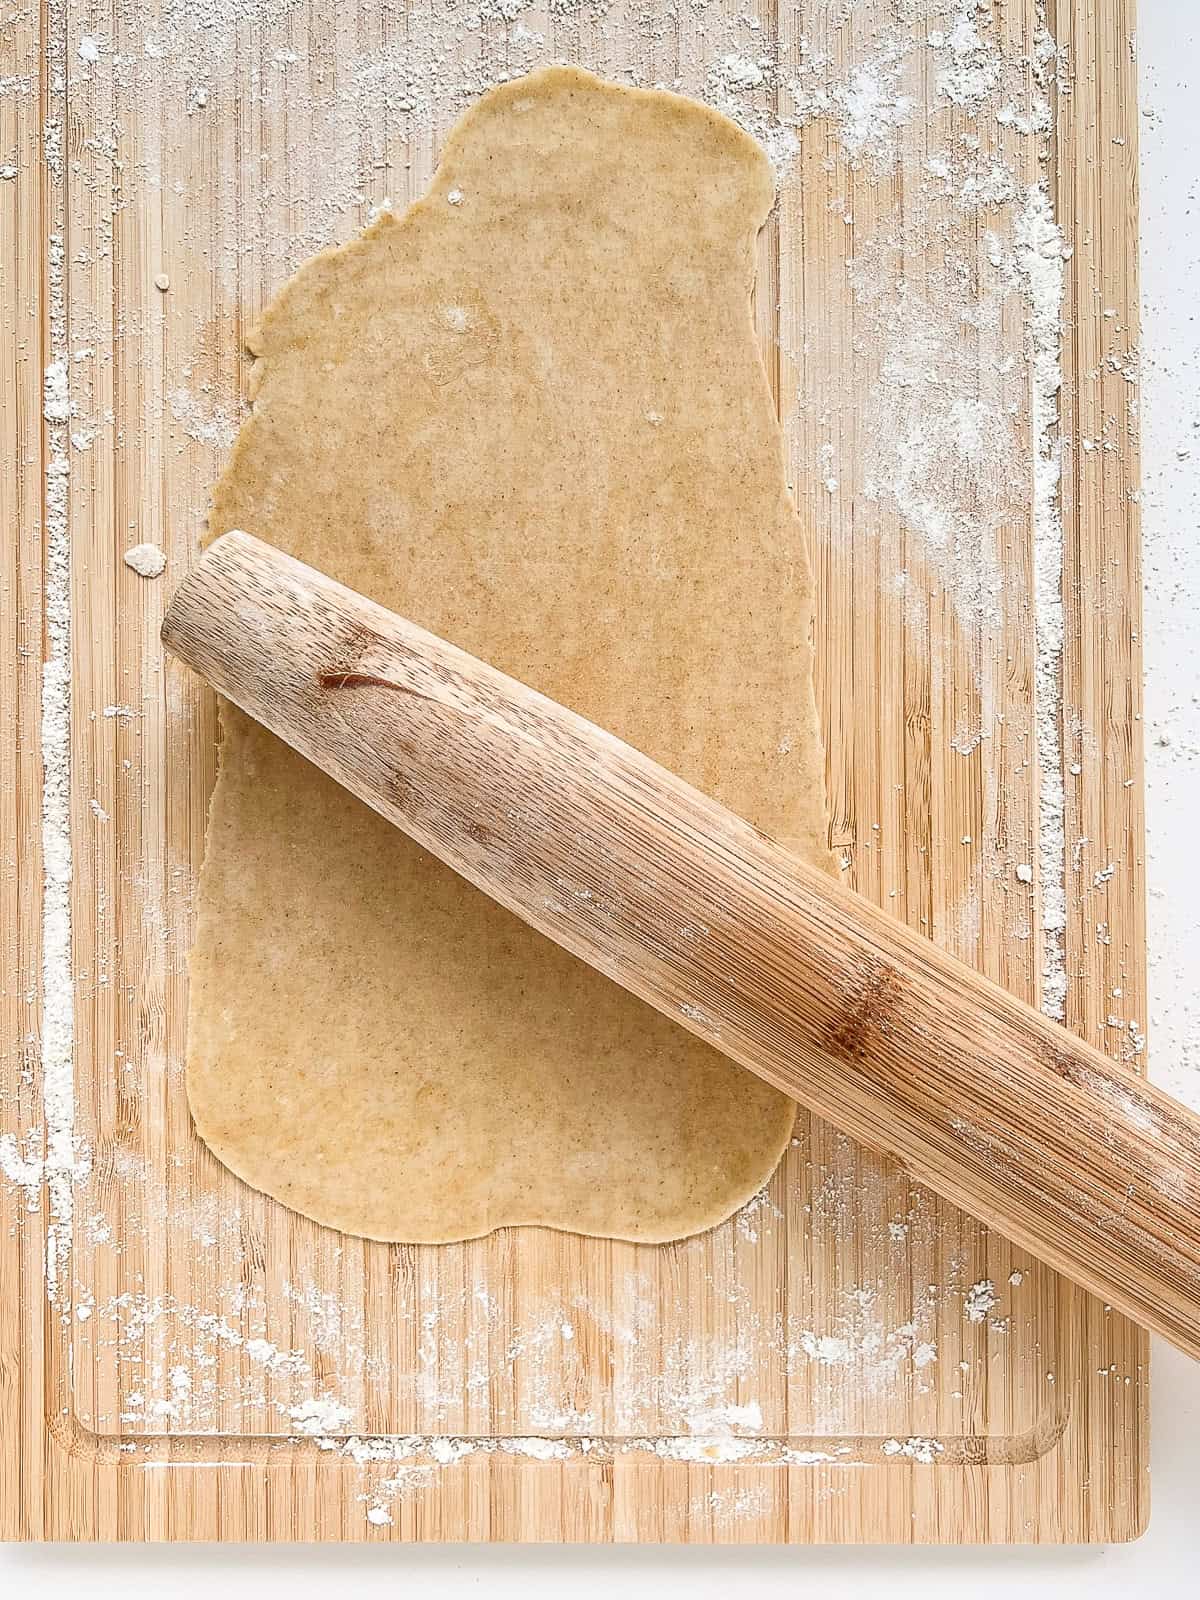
[{"x1": 1, "y1": 0, "x2": 1147, "y2": 1543}]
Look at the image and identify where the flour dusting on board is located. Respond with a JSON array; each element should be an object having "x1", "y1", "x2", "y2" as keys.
[
  {"x1": 5, "y1": 0, "x2": 1102, "y2": 1531},
  {"x1": 35, "y1": 0, "x2": 85, "y2": 1301},
  {"x1": 1014, "y1": 183, "x2": 1070, "y2": 1020}
]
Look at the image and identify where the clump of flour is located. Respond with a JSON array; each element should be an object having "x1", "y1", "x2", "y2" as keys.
[{"x1": 123, "y1": 542, "x2": 167, "y2": 578}]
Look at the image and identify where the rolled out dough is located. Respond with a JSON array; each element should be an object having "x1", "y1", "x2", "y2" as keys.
[{"x1": 189, "y1": 65, "x2": 831, "y2": 1244}]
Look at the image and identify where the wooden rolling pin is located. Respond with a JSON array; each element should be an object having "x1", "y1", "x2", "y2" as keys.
[{"x1": 163, "y1": 530, "x2": 1200, "y2": 1361}]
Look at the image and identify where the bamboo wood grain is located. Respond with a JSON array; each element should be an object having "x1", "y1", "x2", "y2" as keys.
[
  {"x1": 162, "y1": 529, "x2": 1199, "y2": 1363},
  {"x1": 4, "y1": 0, "x2": 1149, "y2": 1547}
]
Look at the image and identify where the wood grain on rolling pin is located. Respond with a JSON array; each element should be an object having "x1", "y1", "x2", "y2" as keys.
[{"x1": 162, "y1": 530, "x2": 1200, "y2": 1362}]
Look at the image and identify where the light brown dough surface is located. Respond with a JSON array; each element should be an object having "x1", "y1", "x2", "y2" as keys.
[{"x1": 190, "y1": 65, "x2": 830, "y2": 1243}]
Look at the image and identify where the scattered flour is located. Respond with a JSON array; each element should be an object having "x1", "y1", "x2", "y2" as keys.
[
  {"x1": 964, "y1": 1279, "x2": 999, "y2": 1323},
  {"x1": 686, "y1": 1399, "x2": 763, "y2": 1435},
  {"x1": 794, "y1": 1307, "x2": 939, "y2": 1389},
  {"x1": 883, "y1": 1435, "x2": 945, "y2": 1464},
  {"x1": 289, "y1": 1396, "x2": 354, "y2": 1434},
  {"x1": 43, "y1": 356, "x2": 70, "y2": 422},
  {"x1": 932, "y1": 3, "x2": 1002, "y2": 108},
  {"x1": 0, "y1": 1132, "x2": 47, "y2": 1188},
  {"x1": 709, "y1": 54, "x2": 767, "y2": 95},
  {"x1": 168, "y1": 386, "x2": 240, "y2": 449},
  {"x1": 1013, "y1": 184, "x2": 1070, "y2": 1019},
  {"x1": 39, "y1": 179, "x2": 79, "y2": 1300},
  {"x1": 833, "y1": 63, "x2": 913, "y2": 160}
]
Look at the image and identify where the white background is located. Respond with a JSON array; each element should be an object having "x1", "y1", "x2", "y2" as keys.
[{"x1": 6, "y1": 1, "x2": 1199, "y2": 1588}]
